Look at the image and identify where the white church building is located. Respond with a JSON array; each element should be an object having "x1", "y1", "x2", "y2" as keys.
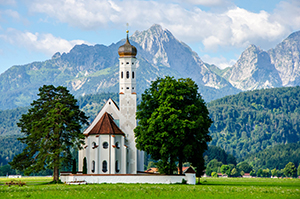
[
  {"x1": 61, "y1": 32, "x2": 196, "y2": 184},
  {"x1": 78, "y1": 31, "x2": 144, "y2": 174}
]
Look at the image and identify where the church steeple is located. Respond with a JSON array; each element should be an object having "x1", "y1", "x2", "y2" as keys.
[
  {"x1": 118, "y1": 30, "x2": 137, "y2": 94},
  {"x1": 118, "y1": 30, "x2": 137, "y2": 58},
  {"x1": 118, "y1": 30, "x2": 140, "y2": 174}
]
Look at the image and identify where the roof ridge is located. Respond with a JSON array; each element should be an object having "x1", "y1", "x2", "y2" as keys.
[{"x1": 87, "y1": 112, "x2": 125, "y2": 136}]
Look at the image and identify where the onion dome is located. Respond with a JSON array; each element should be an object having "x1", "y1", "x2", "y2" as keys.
[{"x1": 118, "y1": 30, "x2": 137, "y2": 58}]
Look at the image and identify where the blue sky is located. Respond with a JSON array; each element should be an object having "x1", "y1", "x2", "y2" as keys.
[{"x1": 1, "y1": 0, "x2": 300, "y2": 74}]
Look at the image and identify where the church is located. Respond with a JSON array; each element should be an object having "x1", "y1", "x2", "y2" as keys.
[{"x1": 78, "y1": 31, "x2": 144, "y2": 174}]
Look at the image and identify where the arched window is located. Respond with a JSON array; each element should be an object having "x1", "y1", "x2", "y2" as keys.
[
  {"x1": 92, "y1": 142, "x2": 97, "y2": 149},
  {"x1": 102, "y1": 161, "x2": 107, "y2": 173},
  {"x1": 115, "y1": 142, "x2": 119, "y2": 149},
  {"x1": 132, "y1": 71, "x2": 134, "y2": 79},
  {"x1": 103, "y1": 142, "x2": 108, "y2": 149},
  {"x1": 92, "y1": 160, "x2": 95, "y2": 173},
  {"x1": 115, "y1": 160, "x2": 119, "y2": 173},
  {"x1": 121, "y1": 71, "x2": 123, "y2": 79},
  {"x1": 126, "y1": 71, "x2": 129, "y2": 79}
]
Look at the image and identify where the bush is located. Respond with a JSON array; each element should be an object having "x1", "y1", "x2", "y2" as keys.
[{"x1": 211, "y1": 172, "x2": 218, "y2": 177}]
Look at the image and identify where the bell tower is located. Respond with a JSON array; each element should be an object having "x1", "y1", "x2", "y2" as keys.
[{"x1": 118, "y1": 30, "x2": 143, "y2": 174}]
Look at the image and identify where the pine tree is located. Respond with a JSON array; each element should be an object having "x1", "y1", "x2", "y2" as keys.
[{"x1": 10, "y1": 85, "x2": 88, "y2": 182}]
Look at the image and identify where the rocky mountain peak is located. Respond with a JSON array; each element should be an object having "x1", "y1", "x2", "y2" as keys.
[
  {"x1": 268, "y1": 30, "x2": 300, "y2": 86},
  {"x1": 222, "y1": 44, "x2": 281, "y2": 90},
  {"x1": 52, "y1": 52, "x2": 61, "y2": 59}
]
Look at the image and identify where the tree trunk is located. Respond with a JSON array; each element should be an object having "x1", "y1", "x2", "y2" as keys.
[
  {"x1": 53, "y1": 166, "x2": 59, "y2": 182},
  {"x1": 179, "y1": 158, "x2": 183, "y2": 175}
]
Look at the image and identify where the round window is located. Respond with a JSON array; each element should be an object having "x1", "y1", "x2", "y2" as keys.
[{"x1": 103, "y1": 142, "x2": 108, "y2": 149}]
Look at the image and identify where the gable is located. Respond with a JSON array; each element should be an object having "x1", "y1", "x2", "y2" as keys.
[{"x1": 84, "y1": 98, "x2": 120, "y2": 135}]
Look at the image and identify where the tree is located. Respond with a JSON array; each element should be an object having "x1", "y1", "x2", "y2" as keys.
[
  {"x1": 10, "y1": 85, "x2": 88, "y2": 182},
  {"x1": 230, "y1": 168, "x2": 239, "y2": 177},
  {"x1": 134, "y1": 76, "x2": 212, "y2": 174},
  {"x1": 250, "y1": 170, "x2": 256, "y2": 177},
  {"x1": 298, "y1": 165, "x2": 300, "y2": 177},
  {"x1": 271, "y1": 168, "x2": 278, "y2": 177},
  {"x1": 257, "y1": 169, "x2": 263, "y2": 177},
  {"x1": 211, "y1": 172, "x2": 218, "y2": 177},
  {"x1": 195, "y1": 156, "x2": 206, "y2": 184},
  {"x1": 237, "y1": 161, "x2": 252, "y2": 173},
  {"x1": 220, "y1": 165, "x2": 230, "y2": 175},
  {"x1": 284, "y1": 162, "x2": 297, "y2": 177},
  {"x1": 240, "y1": 171, "x2": 245, "y2": 176}
]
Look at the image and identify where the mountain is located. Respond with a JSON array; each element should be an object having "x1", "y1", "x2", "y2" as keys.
[
  {"x1": 221, "y1": 31, "x2": 300, "y2": 91},
  {"x1": 1, "y1": 25, "x2": 300, "y2": 110},
  {"x1": 222, "y1": 45, "x2": 282, "y2": 90},
  {"x1": 0, "y1": 24, "x2": 239, "y2": 110},
  {"x1": 207, "y1": 86, "x2": 300, "y2": 159},
  {"x1": 268, "y1": 31, "x2": 300, "y2": 86}
]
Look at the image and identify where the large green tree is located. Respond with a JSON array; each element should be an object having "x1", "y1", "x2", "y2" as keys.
[
  {"x1": 134, "y1": 76, "x2": 212, "y2": 174},
  {"x1": 284, "y1": 162, "x2": 297, "y2": 177},
  {"x1": 10, "y1": 85, "x2": 88, "y2": 182}
]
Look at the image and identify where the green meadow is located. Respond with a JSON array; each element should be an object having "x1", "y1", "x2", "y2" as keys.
[{"x1": 0, "y1": 177, "x2": 299, "y2": 198}]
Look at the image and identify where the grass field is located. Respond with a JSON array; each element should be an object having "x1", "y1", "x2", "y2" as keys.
[{"x1": 0, "y1": 177, "x2": 299, "y2": 198}]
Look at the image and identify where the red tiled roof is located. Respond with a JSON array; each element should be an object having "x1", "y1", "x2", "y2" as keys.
[
  {"x1": 184, "y1": 167, "x2": 196, "y2": 174},
  {"x1": 87, "y1": 112, "x2": 125, "y2": 136},
  {"x1": 178, "y1": 167, "x2": 189, "y2": 173}
]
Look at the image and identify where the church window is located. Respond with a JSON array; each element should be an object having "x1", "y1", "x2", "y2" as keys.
[
  {"x1": 132, "y1": 87, "x2": 134, "y2": 90},
  {"x1": 121, "y1": 71, "x2": 123, "y2": 79},
  {"x1": 92, "y1": 142, "x2": 97, "y2": 149},
  {"x1": 132, "y1": 62, "x2": 134, "y2": 65},
  {"x1": 115, "y1": 142, "x2": 120, "y2": 149},
  {"x1": 102, "y1": 161, "x2": 107, "y2": 173},
  {"x1": 127, "y1": 87, "x2": 129, "y2": 89},
  {"x1": 121, "y1": 62, "x2": 123, "y2": 65},
  {"x1": 92, "y1": 160, "x2": 95, "y2": 173},
  {"x1": 103, "y1": 142, "x2": 108, "y2": 149},
  {"x1": 126, "y1": 62, "x2": 129, "y2": 64},
  {"x1": 132, "y1": 71, "x2": 134, "y2": 79},
  {"x1": 115, "y1": 160, "x2": 120, "y2": 173},
  {"x1": 126, "y1": 71, "x2": 129, "y2": 78}
]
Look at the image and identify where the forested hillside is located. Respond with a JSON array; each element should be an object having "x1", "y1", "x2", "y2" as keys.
[
  {"x1": 208, "y1": 86, "x2": 300, "y2": 159},
  {"x1": 1, "y1": 86, "x2": 300, "y2": 169},
  {"x1": 243, "y1": 143, "x2": 300, "y2": 170}
]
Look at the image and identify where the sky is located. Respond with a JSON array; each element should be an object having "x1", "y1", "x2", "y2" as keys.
[{"x1": 1, "y1": 0, "x2": 300, "y2": 74}]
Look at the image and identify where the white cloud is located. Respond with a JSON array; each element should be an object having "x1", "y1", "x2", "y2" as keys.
[
  {"x1": 0, "y1": 28, "x2": 87, "y2": 55},
  {"x1": 177, "y1": 0, "x2": 229, "y2": 6},
  {"x1": 25, "y1": 0, "x2": 300, "y2": 52},
  {"x1": 202, "y1": 54, "x2": 236, "y2": 69},
  {"x1": 0, "y1": 0, "x2": 16, "y2": 5},
  {"x1": 272, "y1": 0, "x2": 300, "y2": 31},
  {"x1": 3, "y1": 9, "x2": 20, "y2": 19}
]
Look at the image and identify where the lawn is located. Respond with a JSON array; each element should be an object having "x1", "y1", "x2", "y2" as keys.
[{"x1": 0, "y1": 177, "x2": 299, "y2": 198}]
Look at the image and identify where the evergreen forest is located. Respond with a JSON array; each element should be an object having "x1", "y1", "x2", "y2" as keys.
[{"x1": 208, "y1": 86, "x2": 300, "y2": 159}]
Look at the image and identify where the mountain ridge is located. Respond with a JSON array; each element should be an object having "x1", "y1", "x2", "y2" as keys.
[{"x1": 0, "y1": 25, "x2": 300, "y2": 110}]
